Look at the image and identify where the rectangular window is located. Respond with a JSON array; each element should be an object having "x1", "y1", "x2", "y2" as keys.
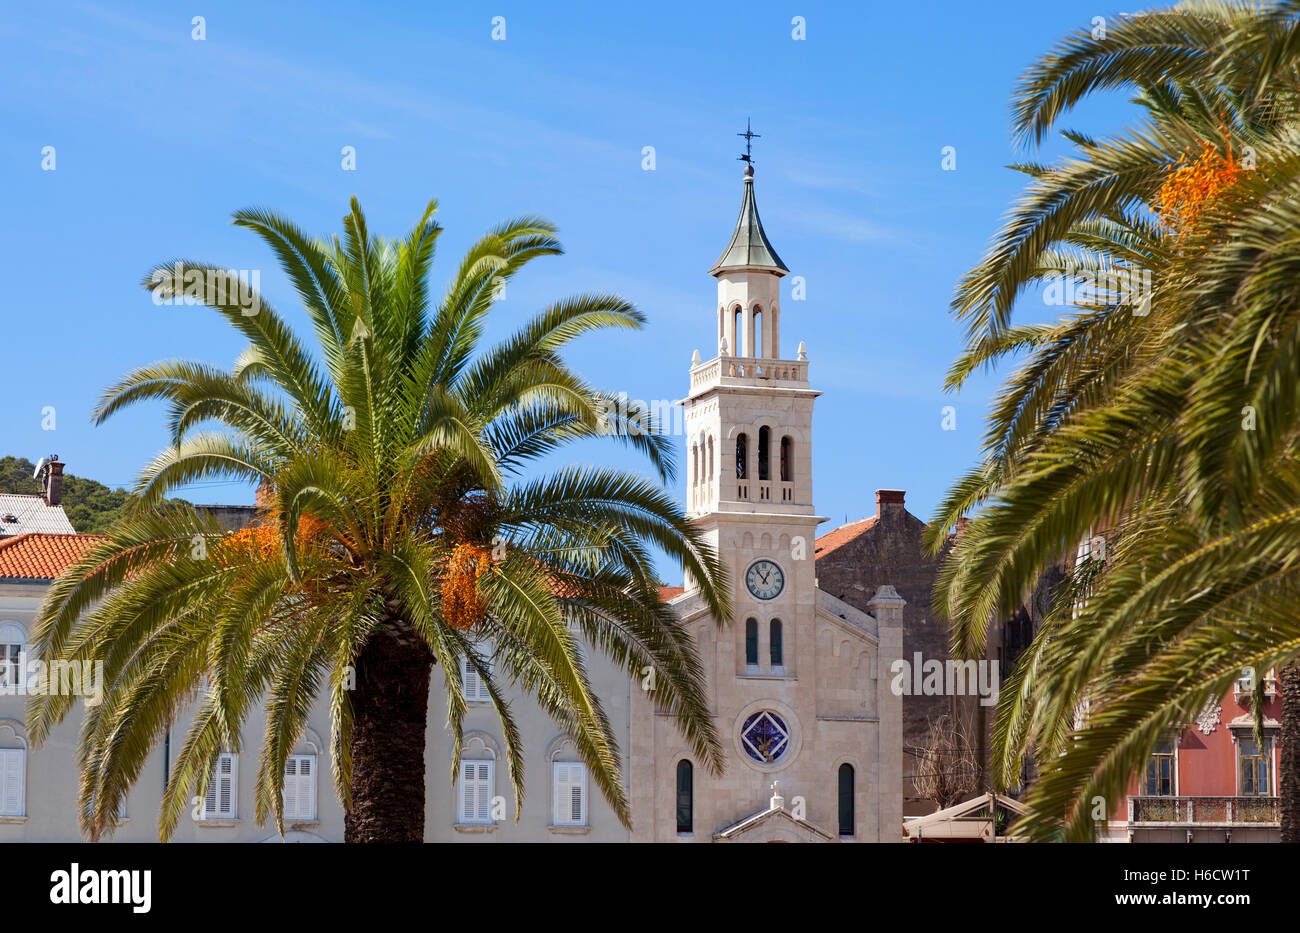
[
  {"x1": 460, "y1": 656, "x2": 492, "y2": 704},
  {"x1": 1239, "y1": 738, "x2": 1271, "y2": 796},
  {"x1": 283, "y1": 754, "x2": 317, "y2": 821},
  {"x1": 203, "y1": 752, "x2": 238, "y2": 820},
  {"x1": 0, "y1": 748, "x2": 25, "y2": 817},
  {"x1": 0, "y1": 643, "x2": 22, "y2": 688},
  {"x1": 458, "y1": 760, "x2": 495, "y2": 824},
  {"x1": 552, "y1": 762, "x2": 587, "y2": 827},
  {"x1": 1144, "y1": 740, "x2": 1175, "y2": 796}
]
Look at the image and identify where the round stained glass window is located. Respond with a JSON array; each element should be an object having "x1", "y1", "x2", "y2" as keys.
[{"x1": 740, "y1": 710, "x2": 790, "y2": 764}]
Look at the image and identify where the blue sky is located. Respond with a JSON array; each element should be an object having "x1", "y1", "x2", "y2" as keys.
[{"x1": 2, "y1": 1, "x2": 1136, "y2": 579}]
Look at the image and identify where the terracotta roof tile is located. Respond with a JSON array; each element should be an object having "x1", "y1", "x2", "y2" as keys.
[
  {"x1": 813, "y1": 517, "x2": 877, "y2": 561},
  {"x1": 658, "y1": 586, "x2": 685, "y2": 602},
  {"x1": 0, "y1": 533, "x2": 107, "y2": 581}
]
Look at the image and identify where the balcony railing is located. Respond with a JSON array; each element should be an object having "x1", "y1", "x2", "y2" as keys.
[
  {"x1": 690, "y1": 355, "x2": 808, "y2": 391},
  {"x1": 1129, "y1": 796, "x2": 1279, "y2": 825}
]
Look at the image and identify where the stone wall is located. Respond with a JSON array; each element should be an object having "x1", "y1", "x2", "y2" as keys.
[{"x1": 814, "y1": 491, "x2": 1049, "y2": 814}]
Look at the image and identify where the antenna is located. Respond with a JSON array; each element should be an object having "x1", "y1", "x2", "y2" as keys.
[{"x1": 33, "y1": 458, "x2": 47, "y2": 480}]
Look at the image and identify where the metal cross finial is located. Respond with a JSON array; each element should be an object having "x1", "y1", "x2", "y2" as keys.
[{"x1": 738, "y1": 119, "x2": 760, "y2": 165}]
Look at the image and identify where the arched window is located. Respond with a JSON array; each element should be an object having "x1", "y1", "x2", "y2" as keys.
[
  {"x1": 838, "y1": 764, "x2": 855, "y2": 836},
  {"x1": 757, "y1": 427, "x2": 770, "y2": 481},
  {"x1": 745, "y1": 618, "x2": 758, "y2": 667},
  {"x1": 753, "y1": 307, "x2": 763, "y2": 358},
  {"x1": 284, "y1": 754, "x2": 317, "y2": 822},
  {"x1": 675, "y1": 759, "x2": 693, "y2": 833},
  {"x1": 0, "y1": 624, "x2": 24, "y2": 687},
  {"x1": 551, "y1": 740, "x2": 588, "y2": 827},
  {"x1": 691, "y1": 443, "x2": 699, "y2": 490},
  {"x1": 780, "y1": 436, "x2": 792, "y2": 482},
  {"x1": 769, "y1": 619, "x2": 783, "y2": 668},
  {"x1": 458, "y1": 735, "x2": 497, "y2": 825},
  {"x1": 733, "y1": 306, "x2": 743, "y2": 355},
  {"x1": 707, "y1": 436, "x2": 714, "y2": 482},
  {"x1": 736, "y1": 433, "x2": 748, "y2": 480}
]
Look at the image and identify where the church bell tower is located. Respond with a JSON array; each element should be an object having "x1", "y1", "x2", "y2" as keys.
[
  {"x1": 681, "y1": 133, "x2": 824, "y2": 639},
  {"x1": 628, "y1": 130, "x2": 902, "y2": 843}
]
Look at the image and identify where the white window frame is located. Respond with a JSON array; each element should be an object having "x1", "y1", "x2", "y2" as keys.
[
  {"x1": 457, "y1": 759, "x2": 496, "y2": 824},
  {"x1": 460, "y1": 656, "x2": 492, "y2": 704},
  {"x1": 552, "y1": 761, "x2": 587, "y2": 827},
  {"x1": 0, "y1": 624, "x2": 25, "y2": 689},
  {"x1": 202, "y1": 752, "x2": 238, "y2": 820},
  {"x1": 0, "y1": 748, "x2": 25, "y2": 817},
  {"x1": 283, "y1": 754, "x2": 317, "y2": 822}
]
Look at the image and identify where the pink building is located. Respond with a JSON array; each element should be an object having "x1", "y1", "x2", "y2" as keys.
[{"x1": 1108, "y1": 671, "x2": 1280, "y2": 842}]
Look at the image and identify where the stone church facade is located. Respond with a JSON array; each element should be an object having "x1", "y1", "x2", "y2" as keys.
[{"x1": 0, "y1": 164, "x2": 904, "y2": 843}]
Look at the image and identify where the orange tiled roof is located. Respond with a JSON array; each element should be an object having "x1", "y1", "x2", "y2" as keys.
[
  {"x1": 813, "y1": 517, "x2": 878, "y2": 561},
  {"x1": 658, "y1": 585, "x2": 685, "y2": 602},
  {"x1": 0, "y1": 532, "x2": 107, "y2": 581}
]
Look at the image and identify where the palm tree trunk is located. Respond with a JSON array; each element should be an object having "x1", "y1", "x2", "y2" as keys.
[
  {"x1": 1281, "y1": 662, "x2": 1300, "y2": 843},
  {"x1": 344, "y1": 625, "x2": 434, "y2": 843}
]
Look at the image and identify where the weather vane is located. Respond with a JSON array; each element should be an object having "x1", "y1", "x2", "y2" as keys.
[{"x1": 738, "y1": 119, "x2": 760, "y2": 166}]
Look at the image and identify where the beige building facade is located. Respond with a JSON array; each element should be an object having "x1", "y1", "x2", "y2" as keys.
[{"x1": 0, "y1": 166, "x2": 903, "y2": 843}]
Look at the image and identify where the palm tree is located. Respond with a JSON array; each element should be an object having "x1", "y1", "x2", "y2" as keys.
[
  {"x1": 26, "y1": 196, "x2": 731, "y2": 842},
  {"x1": 927, "y1": 1, "x2": 1300, "y2": 840}
]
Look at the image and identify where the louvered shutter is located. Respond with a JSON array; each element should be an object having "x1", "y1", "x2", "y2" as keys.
[
  {"x1": 459, "y1": 761, "x2": 476, "y2": 822},
  {"x1": 551, "y1": 763, "x2": 566, "y2": 824},
  {"x1": 459, "y1": 760, "x2": 494, "y2": 823},
  {"x1": 282, "y1": 755, "x2": 316, "y2": 821},
  {"x1": 284, "y1": 757, "x2": 298, "y2": 818},
  {"x1": 476, "y1": 762, "x2": 493, "y2": 822},
  {"x1": 298, "y1": 755, "x2": 315, "y2": 820},
  {"x1": 552, "y1": 762, "x2": 586, "y2": 826},
  {"x1": 461, "y1": 657, "x2": 492, "y2": 703},
  {"x1": 220, "y1": 754, "x2": 235, "y2": 817},
  {"x1": 205, "y1": 753, "x2": 236, "y2": 819},
  {"x1": 203, "y1": 765, "x2": 218, "y2": 817},
  {"x1": 0, "y1": 749, "x2": 24, "y2": 817},
  {"x1": 570, "y1": 765, "x2": 586, "y2": 824},
  {"x1": 461, "y1": 659, "x2": 482, "y2": 702}
]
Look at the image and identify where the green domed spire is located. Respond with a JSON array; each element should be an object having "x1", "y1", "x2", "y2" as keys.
[{"x1": 710, "y1": 166, "x2": 788, "y2": 277}]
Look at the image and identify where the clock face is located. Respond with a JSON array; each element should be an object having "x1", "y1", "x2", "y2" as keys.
[{"x1": 745, "y1": 559, "x2": 785, "y2": 600}]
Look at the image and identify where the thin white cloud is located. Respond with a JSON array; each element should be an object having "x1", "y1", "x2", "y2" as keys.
[{"x1": 773, "y1": 204, "x2": 896, "y2": 243}]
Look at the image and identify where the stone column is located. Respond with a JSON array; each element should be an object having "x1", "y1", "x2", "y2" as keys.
[{"x1": 869, "y1": 584, "x2": 906, "y2": 842}]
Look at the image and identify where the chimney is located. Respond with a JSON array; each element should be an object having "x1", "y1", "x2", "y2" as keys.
[
  {"x1": 875, "y1": 489, "x2": 905, "y2": 522},
  {"x1": 255, "y1": 479, "x2": 274, "y2": 511},
  {"x1": 41, "y1": 455, "x2": 64, "y2": 507}
]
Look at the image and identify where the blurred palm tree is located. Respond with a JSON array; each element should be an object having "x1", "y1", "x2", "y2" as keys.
[
  {"x1": 26, "y1": 196, "x2": 731, "y2": 842},
  {"x1": 927, "y1": 1, "x2": 1300, "y2": 841}
]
